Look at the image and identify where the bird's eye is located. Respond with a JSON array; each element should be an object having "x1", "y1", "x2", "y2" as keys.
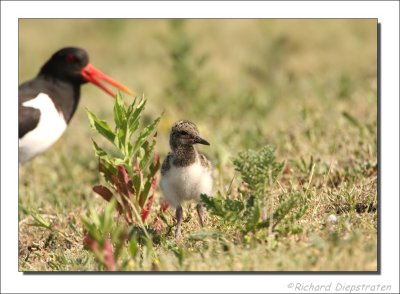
[
  {"x1": 65, "y1": 54, "x2": 77, "y2": 64},
  {"x1": 179, "y1": 130, "x2": 188, "y2": 136}
]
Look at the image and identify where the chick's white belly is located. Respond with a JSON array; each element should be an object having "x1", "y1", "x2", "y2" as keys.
[{"x1": 160, "y1": 162, "x2": 213, "y2": 208}]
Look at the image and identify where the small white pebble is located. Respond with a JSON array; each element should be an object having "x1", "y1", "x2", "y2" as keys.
[{"x1": 326, "y1": 213, "x2": 338, "y2": 224}]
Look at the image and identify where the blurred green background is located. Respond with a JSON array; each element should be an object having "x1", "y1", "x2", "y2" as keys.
[
  {"x1": 19, "y1": 19, "x2": 377, "y2": 271},
  {"x1": 19, "y1": 19, "x2": 377, "y2": 172}
]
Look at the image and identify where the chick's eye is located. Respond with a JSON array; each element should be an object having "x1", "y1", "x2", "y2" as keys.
[{"x1": 179, "y1": 131, "x2": 188, "y2": 136}]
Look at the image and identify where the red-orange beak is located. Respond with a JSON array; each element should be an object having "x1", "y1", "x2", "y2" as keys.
[{"x1": 81, "y1": 64, "x2": 134, "y2": 97}]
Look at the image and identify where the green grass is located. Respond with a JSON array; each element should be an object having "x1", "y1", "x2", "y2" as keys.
[{"x1": 18, "y1": 19, "x2": 377, "y2": 271}]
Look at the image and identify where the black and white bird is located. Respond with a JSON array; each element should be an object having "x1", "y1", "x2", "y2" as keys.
[
  {"x1": 160, "y1": 120, "x2": 213, "y2": 239},
  {"x1": 19, "y1": 47, "x2": 133, "y2": 163}
]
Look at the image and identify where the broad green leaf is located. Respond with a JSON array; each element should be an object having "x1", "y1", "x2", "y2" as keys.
[
  {"x1": 140, "y1": 179, "x2": 151, "y2": 207},
  {"x1": 126, "y1": 100, "x2": 135, "y2": 115},
  {"x1": 127, "y1": 98, "x2": 146, "y2": 133},
  {"x1": 126, "y1": 121, "x2": 139, "y2": 157},
  {"x1": 139, "y1": 175, "x2": 157, "y2": 208},
  {"x1": 99, "y1": 161, "x2": 118, "y2": 187},
  {"x1": 115, "y1": 127, "x2": 127, "y2": 153},
  {"x1": 121, "y1": 99, "x2": 144, "y2": 154},
  {"x1": 149, "y1": 154, "x2": 161, "y2": 177},
  {"x1": 131, "y1": 170, "x2": 142, "y2": 201},
  {"x1": 92, "y1": 140, "x2": 118, "y2": 172},
  {"x1": 132, "y1": 116, "x2": 161, "y2": 156},
  {"x1": 91, "y1": 139, "x2": 108, "y2": 159},
  {"x1": 91, "y1": 143, "x2": 118, "y2": 186},
  {"x1": 137, "y1": 146, "x2": 146, "y2": 162},
  {"x1": 132, "y1": 98, "x2": 146, "y2": 118},
  {"x1": 87, "y1": 109, "x2": 116, "y2": 144},
  {"x1": 113, "y1": 92, "x2": 126, "y2": 128},
  {"x1": 128, "y1": 119, "x2": 140, "y2": 137},
  {"x1": 138, "y1": 137, "x2": 157, "y2": 170}
]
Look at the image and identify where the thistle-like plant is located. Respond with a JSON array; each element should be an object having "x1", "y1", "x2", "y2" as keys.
[
  {"x1": 202, "y1": 145, "x2": 309, "y2": 239},
  {"x1": 233, "y1": 145, "x2": 284, "y2": 197}
]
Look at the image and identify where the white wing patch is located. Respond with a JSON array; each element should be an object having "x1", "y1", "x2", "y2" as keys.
[{"x1": 19, "y1": 93, "x2": 67, "y2": 163}]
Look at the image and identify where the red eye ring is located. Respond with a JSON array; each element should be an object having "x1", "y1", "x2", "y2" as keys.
[{"x1": 66, "y1": 54, "x2": 76, "y2": 64}]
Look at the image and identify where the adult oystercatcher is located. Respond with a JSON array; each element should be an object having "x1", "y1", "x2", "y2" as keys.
[{"x1": 19, "y1": 47, "x2": 133, "y2": 163}]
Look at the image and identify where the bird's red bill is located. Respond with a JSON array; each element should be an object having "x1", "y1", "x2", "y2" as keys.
[{"x1": 81, "y1": 64, "x2": 134, "y2": 97}]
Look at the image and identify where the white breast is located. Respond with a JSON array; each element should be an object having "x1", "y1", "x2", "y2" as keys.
[
  {"x1": 160, "y1": 160, "x2": 213, "y2": 208},
  {"x1": 19, "y1": 93, "x2": 67, "y2": 163}
]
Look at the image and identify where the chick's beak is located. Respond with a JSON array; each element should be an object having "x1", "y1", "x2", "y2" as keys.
[
  {"x1": 81, "y1": 64, "x2": 134, "y2": 97},
  {"x1": 194, "y1": 136, "x2": 210, "y2": 146}
]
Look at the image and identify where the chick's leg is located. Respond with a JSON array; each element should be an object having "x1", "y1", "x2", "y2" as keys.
[
  {"x1": 196, "y1": 203, "x2": 205, "y2": 227},
  {"x1": 175, "y1": 205, "x2": 183, "y2": 239}
]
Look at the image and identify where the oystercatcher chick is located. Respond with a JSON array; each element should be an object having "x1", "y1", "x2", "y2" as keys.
[
  {"x1": 19, "y1": 47, "x2": 133, "y2": 163},
  {"x1": 160, "y1": 120, "x2": 213, "y2": 239}
]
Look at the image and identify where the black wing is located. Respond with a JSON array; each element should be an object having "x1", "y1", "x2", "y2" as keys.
[
  {"x1": 19, "y1": 80, "x2": 42, "y2": 139},
  {"x1": 161, "y1": 153, "x2": 173, "y2": 175}
]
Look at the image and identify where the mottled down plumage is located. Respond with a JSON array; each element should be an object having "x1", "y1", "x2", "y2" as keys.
[{"x1": 160, "y1": 120, "x2": 213, "y2": 238}]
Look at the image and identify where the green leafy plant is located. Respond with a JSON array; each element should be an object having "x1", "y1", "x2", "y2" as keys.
[
  {"x1": 86, "y1": 93, "x2": 161, "y2": 226},
  {"x1": 82, "y1": 93, "x2": 165, "y2": 270},
  {"x1": 233, "y1": 145, "x2": 284, "y2": 197},
  {"x1": 202, "y1": 145, "x2": 309, "y2": 239}
]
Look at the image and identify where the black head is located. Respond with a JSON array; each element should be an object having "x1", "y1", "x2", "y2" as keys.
[
  {"x1": 39, "y1": 47, "x2": 89, "y2": 84},
  {"x1": 170, "y1": 120, "x2": 210, "y2": 150},
  {"x1": 37, "y1": 47, "x2": 133, "y2": 96}
]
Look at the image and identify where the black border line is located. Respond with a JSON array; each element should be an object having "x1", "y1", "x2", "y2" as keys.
[
  {"x1": 16, "y1": 18, "x2": 380, "y2": 275},
  {"x1": 376, "y1": 21, "x2": 381, "y2": 276},
  {"x1": 4, "y1": 0, "x2": 400, "y2": 2}
]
